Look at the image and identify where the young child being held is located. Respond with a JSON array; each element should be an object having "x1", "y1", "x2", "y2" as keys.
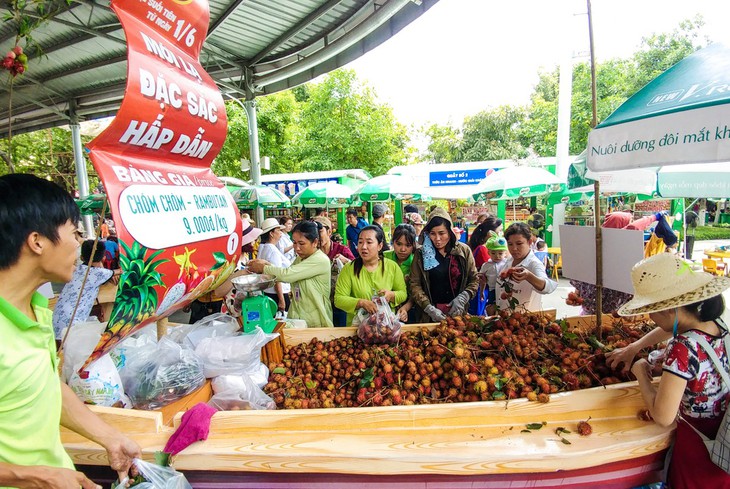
[
  {"x1": 478, "y1": 233, "x2": 510, "y2": 314},
  {"x1": 533, "y1": 239, "x2": 549, "y2": 273},
  {"x1": 496, "y1": 223, "x2": 557, "y2": 311}
]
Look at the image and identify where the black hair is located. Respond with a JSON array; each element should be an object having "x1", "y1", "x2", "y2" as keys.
[
  {"x1": 346, "y1": 208, "x2": 359, "y2": 218},
  {"x1": 392, "y1": 223, "x2": 416, "y2": 248},
  {"x1": 468, "y1": 216, "x2": 503, "y2": 251},
  {"x1": 404, "y1": 204, "x2": 418, "y2": 214},
  {"x1": 536, "y1": 240, "x2": 547, "y2": 250},
  {"x1": 353, "y1": 225, "x2": 385, "y2": 278},
  {"x1": 81, "y1": 239, "x2": 105, "y2": 263},
  {"x1": 292, "y1": 221, "x2": 319, "y2": 244},
  {"x1": 260, "y1": 230, "x2": 274, "y2": 244},
  {"x1": 0, "y1": 173, "x2": 80, "y2": 269},
  {"x1": 684, "y1": 295, "x2": 726, "y2": 322},
  {"x1": 279, "y1": 215, "x2": 293, "y2": 225},
  {"x1": 424, "y1": 216, "x2": 456, "y2": 252},
  {"x1": 107, "y1": 235, "x2": 119, "y2": 243},
  {"x1": 504, "y1": 222, "x2": 533, "y2": 242}
]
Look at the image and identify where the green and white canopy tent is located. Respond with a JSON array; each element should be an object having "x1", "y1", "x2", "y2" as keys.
[
  {"x1": 587, "y1": 42, "x2": 730, "y2": 172},
  {"x1": 75, "y1": 193, "x2": 110, "y2": 215},
  {"x1": 353, "y1": 174, "x2": 431, "y2": 202},
  {"x1": 232, "y1": 185, "x2": 291, "y2": 209},
  {"x1": 291, "y1": 182, "x2": 357, "y2": 208},
  {"x1": 472, "y1": 166, "x2": 564, "y2": 202}
]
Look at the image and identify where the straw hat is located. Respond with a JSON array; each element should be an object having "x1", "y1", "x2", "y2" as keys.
[
  {"x1": 260, "y1": 217, "x2": 285, "y2": 234},
  {"x1": 617, "y1": 253, "x2": 730, "y2": 316},
  {"x1": 241, "y1": 219, "x2": 263, "y2": 246}
]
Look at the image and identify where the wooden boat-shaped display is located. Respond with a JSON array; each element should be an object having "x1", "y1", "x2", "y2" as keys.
[{"x1": 63, "y1": 315, "x2": 673, "y2": 488}]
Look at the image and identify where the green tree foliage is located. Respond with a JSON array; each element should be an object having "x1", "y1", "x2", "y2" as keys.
[
  {"x1": 213, "y1": 91, "x2": 301, "y2": 178},
  {"x1": 296, "y1": 69, "x2": 408, "y2": 176},
  {"x1": 0, "y1": 127, "x2": 95, "y2": 191},
  {"x1": 423, "y1": 123, "x2": 460, "y2": 163},
  {"x1": 459, "y1": 106, "x2": 529, "y2": 161}
]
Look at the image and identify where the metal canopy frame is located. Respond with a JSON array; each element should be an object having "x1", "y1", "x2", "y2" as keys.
[{"x1": 0, "y1": 0, "x2": 439, "y2": 137}]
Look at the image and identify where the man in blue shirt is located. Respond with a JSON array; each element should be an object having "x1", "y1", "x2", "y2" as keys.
[{"x1": 345, "y1": 208, "x2": 368, "y2": 258}]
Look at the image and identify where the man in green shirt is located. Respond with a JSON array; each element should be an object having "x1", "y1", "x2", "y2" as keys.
[{"x1": 0, "y1": 174, "x2": 140, "y2": 489}]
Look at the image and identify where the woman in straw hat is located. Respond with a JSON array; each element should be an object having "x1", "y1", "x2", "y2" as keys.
[{"x1": 608, "y1": 253, "x2": 730, "y2": 488}]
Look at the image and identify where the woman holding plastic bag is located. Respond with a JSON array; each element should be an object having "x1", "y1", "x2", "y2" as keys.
[
  {"x1": 410, "y1": 208, "x2": 479, "y2": 323},
  {"x1": 334, "y1": 225, "x2": 407, "y2": 328}
]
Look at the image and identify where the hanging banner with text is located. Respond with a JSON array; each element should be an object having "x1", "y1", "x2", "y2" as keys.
[{"x1": 83, "y1": 0, "x2": 238, "y2": 370}]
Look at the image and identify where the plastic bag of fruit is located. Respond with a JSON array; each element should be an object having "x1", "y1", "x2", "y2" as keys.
[
  {"x1": 112, "y1": 458, "x2": 192, "y2": 489},
  {"x1": 355, "y1": 295, "x2": 402, "y2": 345},
  {"x1": 209, "y1": 374, "x2": 276, "y2": 410},
  {"x1": 118, "y1": 337, "x2": 206, "y2": 410}
]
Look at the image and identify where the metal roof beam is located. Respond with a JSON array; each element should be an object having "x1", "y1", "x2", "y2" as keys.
[
  {"x1": 208, "y1": 0, "x2": 247, "y2": 36},
  {"x1": 250, "y1": 0, "x2": 344, "y2": 66},
  {"x1": 256, "y1": 0, "x2": 409, "y2": 87}
]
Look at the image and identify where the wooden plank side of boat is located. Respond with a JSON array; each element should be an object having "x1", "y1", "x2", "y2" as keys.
[{"x1": 62, "y1": 313, "x2": 672, "y2": 475}]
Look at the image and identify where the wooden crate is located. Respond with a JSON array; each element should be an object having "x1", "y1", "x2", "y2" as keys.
[{"x1": 62, "y1": 312, "x2": 671, "y2": 477}]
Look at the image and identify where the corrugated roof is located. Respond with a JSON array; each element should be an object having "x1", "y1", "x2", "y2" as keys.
[{"x1": 0, "y1": 0, "x2": 439, "y2": 137}]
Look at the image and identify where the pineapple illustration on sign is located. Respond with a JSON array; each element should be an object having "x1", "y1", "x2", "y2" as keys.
[{"x1": 82, "y1": 240, "x2": 168, "y2": 370}]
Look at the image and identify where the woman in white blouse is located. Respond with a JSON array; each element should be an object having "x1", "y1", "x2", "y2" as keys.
[{"x1": 257, "y1": 218, "x2": 293, "y2": 312}]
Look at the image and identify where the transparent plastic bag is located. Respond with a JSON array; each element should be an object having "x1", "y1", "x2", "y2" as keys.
[
  {"x1": 356, "y1": 295, "x2": 402, "y2": 344},
  {"x1": 112, "y1": 458, "x2": 192, "y2": 489},
  {"x1": 118, "y1": 337, "x2": 205, "y2": 410}
]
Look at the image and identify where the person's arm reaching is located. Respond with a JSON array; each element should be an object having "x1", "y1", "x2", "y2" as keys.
[{"x1": 60, "y1": 383, "x2": 140, "y2": 483}]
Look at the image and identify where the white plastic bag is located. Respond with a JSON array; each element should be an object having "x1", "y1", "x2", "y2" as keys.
[
  {"x1": 194, "y1": 327, "x2": 277, "y2": 381},
  {"x1": 112, "y1": 458, "x2": 192, "y2": 489},
  {"x1": 209, "y1": 374, "x2": 276, "y2": 410},
  {"x1": 166, "y1": 313, "x2": 240, "y2": 349},
  {"x1": 61, "y1": 321, "x2": 130, "y2": 407}
]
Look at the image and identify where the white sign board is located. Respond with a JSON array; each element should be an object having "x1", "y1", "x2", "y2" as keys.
[{"x1": 559, "y1": 225, "x2": 644, "y2": 294}]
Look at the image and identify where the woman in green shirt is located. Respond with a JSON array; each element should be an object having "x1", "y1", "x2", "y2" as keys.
[
  {"x1": 248, "y1": 221, "x2": 333, "y2": 327},
  {"x1": 335, "y1": 225, "x2": 407, "y2": 326},
  {"x1": 384, "y1": 223, "x2": 417, "y2": 323}
]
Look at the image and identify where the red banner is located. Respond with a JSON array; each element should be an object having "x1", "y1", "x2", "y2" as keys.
[{"x1": 83, "y1": 0, "x2": 239, "y2": 369}]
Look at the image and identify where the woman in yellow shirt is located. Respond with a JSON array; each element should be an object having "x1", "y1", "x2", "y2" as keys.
[{"x1": 334, "y1": 225, "x2": 407, "y2": 326}]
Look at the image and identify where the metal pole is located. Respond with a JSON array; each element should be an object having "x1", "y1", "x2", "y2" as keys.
[
  {"x1": 70, "y1": 120, "x2": 95, "y2": 238},
  {"x1": 243, "y1": 99, "x2": 264, "y2": 225},
  {"x1": 587, "y1": 0, "x2": 602, "y2": 332}
]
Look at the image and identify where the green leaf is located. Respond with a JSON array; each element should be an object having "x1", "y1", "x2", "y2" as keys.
[
  {"x1": 560, "y1": 438, "x2": 572, "y2": 445},
  {"x1": 273, "y1": 367, "x2": 286, "y2": 374},
  {"x1": 358, "y1": 367, "x2": 374, "y2": 388},
  {"x1": 520, "y1": 429, "x2": 531, "y2": 433},
  {"x1": 525, "y1": 423, "x2": 544, "y2": 430},
  {"x1": 305, "y1": 380, "x2": 318, "y2": 390},
  {"x1": 555, "y1": 427, "x2": 571, "y2": 435},
  {"x1": 587, "y1": 336, "x2": 606, "y2": 350},
  {"x1": 211, "y1": 252, "x2": 227, "y2": 270},
  {"x1": 155, "y1": 450, "x2": 170, "y2": 466},
  {"x1": 494, "y1": 378, "x2": 504, "y2": 391}
]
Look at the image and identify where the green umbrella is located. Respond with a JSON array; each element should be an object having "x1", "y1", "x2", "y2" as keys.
[
  {"x1": 471, "y1": 166, "x2": 564, "y2": 202},
  {"x1": 354, "y1": 174, "x2": 431, "y2": 202},
  {"x1": 657, "y1": 162, "x2": 730, "y2": 198},
  {"x1": 232, "y1": 185, "x2": 291, "y2": 209},
  {"x1": 547, "y1": 187, "x2": 594, "y2": 205},
  {"x1": 588, "y1": 43, "x2": 730, "y2": 172},
  {"x1": 291, "y1": 182, "x2": 356, "y2": 208},
  {"x1": 567, "y1": 151, "x2": 657, "y2": 194},
  {"x1": 75, "y1": 193, "x2": 109, "y2": 215}
]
